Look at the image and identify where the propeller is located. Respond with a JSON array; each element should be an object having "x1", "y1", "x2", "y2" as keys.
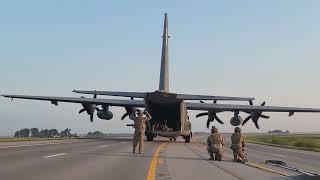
[
  {"x1": 242, "y1": 101, "x2": 270, "y2": 129},
  {"x1": 121, "y1": 97, "x2": 137, "y2": 120},
  {"x1": 79, "y1": 93, "x2": 98, "y2": 122},
  {"x1": 196, "y1": 100, "x2": 224, "y2": 128}
]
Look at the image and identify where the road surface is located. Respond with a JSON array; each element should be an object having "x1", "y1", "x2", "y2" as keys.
[{"x1": 0, "y1": 136, "x2": 319, "y2": 180}]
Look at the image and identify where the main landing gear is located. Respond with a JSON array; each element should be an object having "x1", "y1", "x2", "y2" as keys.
[
  {"x1": 183, "y1": 134, "x2": 191, "y2": 143},
  {"x1": 145, "y1": 132, "x2": 154, "y2": 141}
]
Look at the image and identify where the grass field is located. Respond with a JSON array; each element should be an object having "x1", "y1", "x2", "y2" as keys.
[
  {"x1": 0, "y1": 137, "x2": 80, "y2": 143},
  {"x1": 246, "y1": 134, "x2": 320, "y2": 152}
]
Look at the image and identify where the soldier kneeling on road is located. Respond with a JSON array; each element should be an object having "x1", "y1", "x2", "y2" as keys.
[
  {"x1": 230, "y1": 127, "x2": 248, "y2": 162},
  {"x1": 207, "y1": 126, "x2": 224, "y2": 161}
]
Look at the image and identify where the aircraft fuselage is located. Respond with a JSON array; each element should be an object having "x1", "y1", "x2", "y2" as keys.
[{"x1": 144, "y1": 91, "x2": 191, "y2": 141}]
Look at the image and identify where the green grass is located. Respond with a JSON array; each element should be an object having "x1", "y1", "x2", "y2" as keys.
[
  {"x1": 0, "y1": 137, "x2": 80, "y2": 142},
  {"x1": 246, "y1": 134, "x2": 320, "y2": 152}
]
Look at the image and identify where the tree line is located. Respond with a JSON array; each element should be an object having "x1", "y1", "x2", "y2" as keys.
[{"x1": 14, "y1": 128, "x2": 78, "y2": 138}]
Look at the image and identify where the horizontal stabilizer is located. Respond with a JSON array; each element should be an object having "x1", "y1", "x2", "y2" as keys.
[{"x1": 177, "y1": 94, "x2": 254, "y2": 101}]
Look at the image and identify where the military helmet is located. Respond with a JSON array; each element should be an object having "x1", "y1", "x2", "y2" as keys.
[
  {"x1": 234, "y1": 127, "x2": 241, "y2": 132},
  {"x1": 211, "y1": 126, "x2": 218, "y2": 133}
]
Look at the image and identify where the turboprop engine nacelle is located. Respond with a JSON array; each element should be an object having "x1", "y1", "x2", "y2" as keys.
[
  {"x1": 230, "y1": 116, "x2": 243, "y2": 126},
  {"x1": 97, "y1": 110, "x2": 113, "y2": 120}
]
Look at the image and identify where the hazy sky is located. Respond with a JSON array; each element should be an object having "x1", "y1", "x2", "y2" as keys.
[{"x1": 1, "y1": 1, "x2": 320, "y2": 136}]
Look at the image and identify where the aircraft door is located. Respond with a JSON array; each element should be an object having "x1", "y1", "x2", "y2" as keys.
[{"x1": 180, "y1": 102, "x2": 188, "y2": 134}]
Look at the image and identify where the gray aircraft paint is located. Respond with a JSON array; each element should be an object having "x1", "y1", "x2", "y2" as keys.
[{"x1": 159, "y1": 13, "x2": 169, "y2": 92}]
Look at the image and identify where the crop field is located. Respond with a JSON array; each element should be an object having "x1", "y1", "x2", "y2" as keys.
[{"x1": 246, "y1": 134, "x2": 320, "y2": 152}]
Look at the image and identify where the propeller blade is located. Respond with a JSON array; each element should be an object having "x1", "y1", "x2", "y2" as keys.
[
  {"x1": 260, "y1": 114, "x2": 270, "y2": 119},
  {"x1": 79, "y1": 109, "x2": 85, "y2": 114},
  {"x1": 196, "y1": 112, "x2": 208, "y2": 118},
  {"x1": 200, "y1": 101, "x2": 205, "y2": 103},
  {"x1": 121, "y1": 113, "x2": 129, "y2": 120},
  {"x1": 90, "y1": 113, "x2": 94, "y2": 122},
  {"x1": 254, "y1": 121, "x2": 260, "y2": 129},
  {"x1": 242, "y1": 115, "x2": 251, "y2": 126},
  {"x1": 213, "y1": 114, "x2": 224, "y2": 124},
  {"x1": 206, "y1": 119, "x2": 211, "y2": 128}
]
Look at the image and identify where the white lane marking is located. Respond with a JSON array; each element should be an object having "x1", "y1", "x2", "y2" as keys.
[
  {"x1": 43, "y1": 153, "x2": 67, "y2": 159},
  {"x1": 121, "y1": 141, "x2": 126, "y2": 144},
  {"x1": 272, "y1": 154, "x2": 286, "y2": 157},
  {"x1": 0, "y1": 140, "x2": 86, "y2": 149},
  {"x1": 98, "y1": 145, "x2": 109, "y2": 148}
]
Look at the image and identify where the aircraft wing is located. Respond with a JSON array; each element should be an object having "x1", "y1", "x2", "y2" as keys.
[
  {"x1": 177, "y1": 94, "x2": 254, "y2": 101},
  {"x1": 2, "y1": 94, "x2": 145, "y2": 107},
  {"x1": 186, "y1": 102, "x2": 320, "y2": 114},
  {"x1": 72, "y1": 90, "x2": 147, "y2": 98},
  {"x1": 72, "y1": 90, "x2": 254, "y2": 101}
]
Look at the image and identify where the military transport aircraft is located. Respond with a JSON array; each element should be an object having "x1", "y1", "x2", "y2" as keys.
[{"x1": 3, "y1": 13, "x2": 320, "y2": 143}]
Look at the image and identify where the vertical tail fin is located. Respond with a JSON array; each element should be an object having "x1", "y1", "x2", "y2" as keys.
[{"x1": 159, "y1": 13, "x2": 169, "y2": 92}]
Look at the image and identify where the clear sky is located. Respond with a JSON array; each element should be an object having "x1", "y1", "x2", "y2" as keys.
[{"x1": 1, "y1": 1, "x2": 320, "y2": 136}]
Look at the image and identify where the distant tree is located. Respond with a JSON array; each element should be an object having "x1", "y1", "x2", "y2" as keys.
[
  {"x1": 30, "y1": 128, "x2": 40, "y2": 137},
  {"x1": 87, "y1": 131, "x2": 103, "y2": 137},
  {"x1": 48, "y1": 129, "x2": 59, "y2": 137},
  {"x1": 92, "y1": 131, "x2": 103, "y2": 136},
  {"x1": 20, "y1": 128, "x2": 30, "y2": 137},
  {"x1": 60, "y1": 128, "x2": 71, "y2": 137},
  {"x1": 39, "y1": 129, "x2": 49, "y2": 137},
  {"x1": 14, "y1": 130, "x2": 21, "y2": 137}
]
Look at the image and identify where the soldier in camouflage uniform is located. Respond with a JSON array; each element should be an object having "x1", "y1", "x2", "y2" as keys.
[
  {"x1": 132, "y1": 109, "x2": 152, "y2": 154},
  {"x1": 207, "y1": 126, "x2": 224, "y2": 161},
  {"x1": 230, "y1": 127, "x2": 247, "y2": 162}
]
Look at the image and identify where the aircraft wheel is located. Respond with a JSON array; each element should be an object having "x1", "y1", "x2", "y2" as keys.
[
  {"x1": 173, "y1": 137, "x2": 177, "y2": 141},
  {"x1": 147, "y1": 135, "x2": 154, "y2": 141},
  {"x1": 184, "y1": 135, "x2": 191, "y2": 143}
]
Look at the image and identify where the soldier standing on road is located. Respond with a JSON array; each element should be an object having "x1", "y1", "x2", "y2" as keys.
[
  {"x1": 230, "y1": 127, "x2": 247, "y2": 162},
  {"x1": 207, "y1": 126, "x2": 224, "y2": 161},
  {"x1": 133, "y1": 109, "x2": 152, "y2": 154}
]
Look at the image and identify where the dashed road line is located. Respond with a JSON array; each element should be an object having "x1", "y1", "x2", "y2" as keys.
[
  {"x1": 0, "y1": 140, "x2": 87, "y2": 149},
  {"x1": 98, "y1": 145, "x2": 109, "y2": 148},
  {"x1": 272, "y1": 153, "x2": 286, "y2": 157},
  {"x1": 43, "y1": 153, "x2": 67, "y2": 159}
]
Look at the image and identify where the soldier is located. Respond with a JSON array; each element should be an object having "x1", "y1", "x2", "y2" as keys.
[
  {"x1": 230, "y1": 127, "x2": 247, "y2": 162},
  {"x1": 207, "y1": 126, "x2": 224, "y2": 161},
  {"x1": 132, "y1": 109, "x2": 152, "y2": 154}
]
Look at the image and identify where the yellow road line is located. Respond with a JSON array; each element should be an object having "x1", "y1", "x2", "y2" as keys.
[
  {"x1": 224, "y1": 154, "x2": 288, "y2": 177},
  {"x1": 146, "y1": 143, "x2": 166, "y2": 180},
  {"x1": 246, "y1": 162, "x2": 289, "y2": 177}
]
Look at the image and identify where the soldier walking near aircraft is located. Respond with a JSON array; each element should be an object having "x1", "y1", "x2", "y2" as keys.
[
  {"x1": 133, "y1": 109, "x2": 152, "y2": 154},
  {"x1": 207, "y1": 126, "x2": 224, "y2": 161},
  {"x1": 230, "y1": 127, "x2": 247, "y2": 162}
]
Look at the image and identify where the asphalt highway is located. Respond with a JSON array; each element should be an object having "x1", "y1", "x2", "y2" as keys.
[{"x1": 0, "y1": 136, "x2": 319, "y2": 180}]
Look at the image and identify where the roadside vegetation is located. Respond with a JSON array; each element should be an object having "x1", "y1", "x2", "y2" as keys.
[
  {"x1": 246, "y1": 134, "x2": 320, "y2": 152},
  {"x1": 0, "y1": 128, "x2": 80, "y2": 142}
]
